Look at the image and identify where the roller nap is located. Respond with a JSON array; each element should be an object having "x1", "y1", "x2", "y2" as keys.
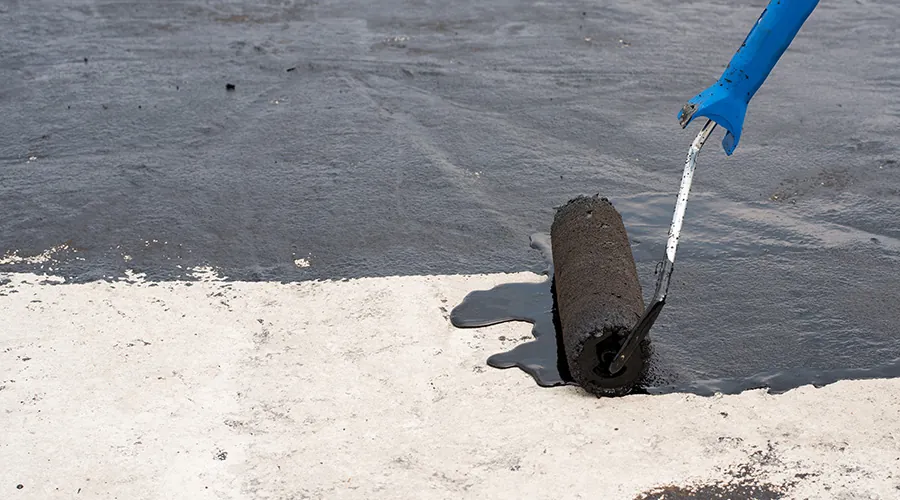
[{"x1": 550, "y1": 195, "x2": 645, "y2": 396}]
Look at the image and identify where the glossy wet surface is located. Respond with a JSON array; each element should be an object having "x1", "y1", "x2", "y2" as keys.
[
  {"x1": 452, "y1": 231, "x2": 900, "y2": 395},
  {"x1": 450, "y1": 234, "x2": 573, "y2": 387},
  {"x1": 450, "y1": 233, "x2": 659, "y2": 394},
  {"x1": 2, "y1": 0, "x2": 900, "y2": 391}
]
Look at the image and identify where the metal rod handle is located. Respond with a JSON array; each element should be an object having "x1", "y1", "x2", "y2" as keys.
[{"x1": 607, "y1": 119, "x2": 716, "y2": 375}]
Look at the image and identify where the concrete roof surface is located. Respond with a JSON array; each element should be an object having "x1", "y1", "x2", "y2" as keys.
[{"x1": 3, "y1": 272, "x2": 899, "y2": 499}]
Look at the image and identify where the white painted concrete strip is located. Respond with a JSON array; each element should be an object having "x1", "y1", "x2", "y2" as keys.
[{"x1": 2, "y1": 271, "x2": 899, "y2": 499}]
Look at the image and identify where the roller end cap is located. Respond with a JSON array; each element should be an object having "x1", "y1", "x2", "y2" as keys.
[{"x1": 572, "y1": 331, "x2": 644, "y2": 397}]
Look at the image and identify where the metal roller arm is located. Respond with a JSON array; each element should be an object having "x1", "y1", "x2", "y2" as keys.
[{"x1": 608, "y1": 119, "x2": 717, "y2": 375}]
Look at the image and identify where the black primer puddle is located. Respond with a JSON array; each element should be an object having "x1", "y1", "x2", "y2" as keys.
[
  {"x1": 450, "y1": 232, "x2": 900, "y2": 397},
  {"x1": 450, "y1": 233, "x2": 576, "y2": 387},
  {"x1": 451, "y1": 233, "x2": 660, "y2": 393}
]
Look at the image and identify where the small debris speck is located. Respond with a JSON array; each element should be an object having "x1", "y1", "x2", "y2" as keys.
[
  {"x1": 225, "y1": 83, "x2": 236, "y2": 91},
  {"x1": 215, "y1": 450, "x2": 228, "y2": 460}
]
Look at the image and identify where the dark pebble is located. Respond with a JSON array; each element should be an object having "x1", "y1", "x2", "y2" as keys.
[
  {"x1": 226, "y1": 83, "x2": 236, "y2": 91},
  {"x1": 17, "y1": 484, "x2": 23, "y2": 489}
]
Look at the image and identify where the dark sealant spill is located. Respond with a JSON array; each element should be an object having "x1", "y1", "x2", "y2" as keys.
[
  {"x1": 450, "y1": 233, "x2": 576, "y2": 388},
  {"x1": 635, "y1": 482, "x2": 785, "y2": 500},
  {"x1": 451, "y1": 233, "x2": 900, "y2": 397},
  {"x1": 4, "y1": 0, "x2": 900, "y2": 392},
  {"x1": 451, "y1": 233, "x2": 660, "y2": 394}
]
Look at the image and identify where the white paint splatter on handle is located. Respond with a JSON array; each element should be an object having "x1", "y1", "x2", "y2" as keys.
[{"x1": 665, "y1": 119, "x2": 717, "y2": 264}]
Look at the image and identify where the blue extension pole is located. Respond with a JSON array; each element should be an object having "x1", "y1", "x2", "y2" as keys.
[{"x1": 677, "y1": 0, "x2": 820, "y2": 155}]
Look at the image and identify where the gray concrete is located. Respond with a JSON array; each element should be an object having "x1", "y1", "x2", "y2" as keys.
[{"x1": 3, "y1": 271, "x2": 900, "y2": 499}]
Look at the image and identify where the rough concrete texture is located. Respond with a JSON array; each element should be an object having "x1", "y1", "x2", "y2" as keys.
[{"x1": 3, "y1": 271, "x2": 900, "y2": 499}]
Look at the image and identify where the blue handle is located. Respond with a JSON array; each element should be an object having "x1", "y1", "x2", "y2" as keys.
[{"x1": 677, "y1": 0, "x2": 819, "y2": 155}]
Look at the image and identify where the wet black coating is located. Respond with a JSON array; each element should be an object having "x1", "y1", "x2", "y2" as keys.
[
  {"x1": 551, "y1": 195, "x2": 645, "y2": 396},
  {"x1": 451, "y1": 233, "x2": 900, "y2": 397},
  {"x1": 3, "y1": 1, "x2": 900, "y2": 389},
  {"x1": 451, "y1": 233, "x2": 675, "y2": 394},
  {"x1": 451, "y1": 234, "x2": 573, "y2": 387}
]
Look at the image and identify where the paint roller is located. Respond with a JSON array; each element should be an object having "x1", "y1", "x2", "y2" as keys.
[{"x1": 553, "y1": 0, "x2": 820, "y2": 396}]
